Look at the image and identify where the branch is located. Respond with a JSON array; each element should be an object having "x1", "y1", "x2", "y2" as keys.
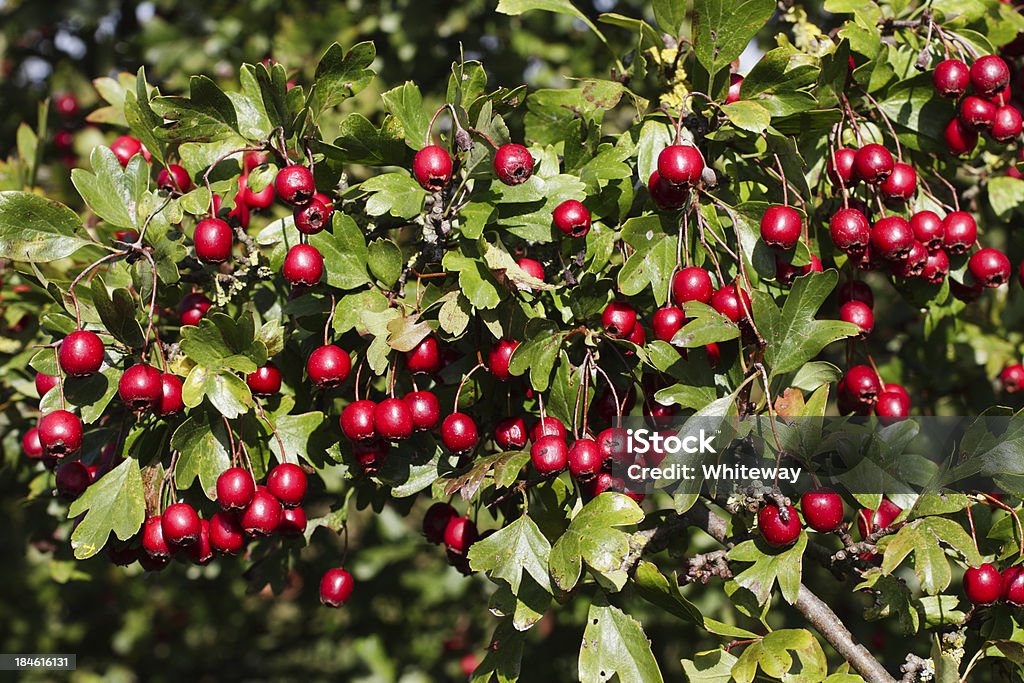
[{"x1": 681, "y1": 503, "x2": 899, "y2": 683}]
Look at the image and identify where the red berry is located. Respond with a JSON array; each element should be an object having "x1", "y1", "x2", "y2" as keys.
[
  {"x1": 35, "y1": 372, "x2": 58, "y2": 397},
  {"x1": 307, "y1": 345, "x2": 351, "y2": 388},
  {"x1": 59, "y1": 330, "x2": 104, "y2": 376},
  {"x1": 726, "y1": 73, "x2": 743, "y2": 103},
  {"x1": 840, "y1": 301, "x2": 874, "y2": 337},
  {"x1": 38, "y1": 410, "x2": 83, "y2": 458},
  {"x1": 588, "y1": 472, "x2": 617, "y2": 497},
  {"x1": 209, "y1": 512, "x2": 245, "y2": 555},
  {"x1": 531, "y1": 417, "x2": 567, "y2": 443},
  {"x1": 801, "y1": 489, "x2": 844, "y2": 532},
  {"x1": 829, "y1": 208, "x2": 871, "y2": 254},
  {"x1": 152, "y1": 373, "x2": 183, "y2": 417},
  {"x1": 857, "y1": 499, "x2": 902, "y2": 537},
  {"x1": 891, "y1": 241, "x2": 929, "y2": 279},
  {"x1": 942, "y1": 212, "x2": 977, "y2": 254},
  {"x1": 21, "y1": 428, "x2": 43, "y2": 460},
  {"x1": 648, "y1": 170, "x2": 688, "y2": 209},
  {"x1": 374, "y1": 397, "x2": 415, "y2": 441},
  {"x1": 157, "y1": 164, "x2": 192, "y2": 193},
  {"x1": 404, "y1": 391, "x2": 440, "y2": 431},
  {"x1": 282, "y1": 244, "x2": 324, "y2": 287},
  {"x1": 178, "y1": 293, "x2": 211, "y2": 327},
  {"x1": 488, "y1": 339, "x2": 519, "y2": 381},
  {"x1": 969, "y1": 248, "x2": 1011, "y2": 287},
  {"x1": 853, "y1": 144, "x2": 894, "y2": 184},
  {"x1": 838, "y1": 280, "x2": 874, "y2": 307},
  {"x1": 710, "y1": 285, "x2": 751, "y2": 323},
  {"x1": 826, "y1": 148, "x2": 858, "y2": 187},
  {"x1": 959, "y1": 95, "x2": 997, "y2": 130},
  {"x1": 516, "y1": 257, "x2": 545, "y2": 282},
  {"x1": 657, "y1": 145, "x2": 704, "y2": 187},
  {"x1": 922, "y1": 249, "x2": 950, "y2": 284},
  {"x1": 495, "y1": 417, "x2": 528, "y2": 450},
  {"x1": 871, "y1": 216, "x2": 914, "y2": 261},
  {"x1": 970, "y1": 55, "x2": 1011, "y2": 98},
  {"x1": 672, "y1": 266, "x2": 714, "y2": 305},
  {"x1": 843, "y1": 365, "x2": 882, "y2": 406},
  {"x1": 443, "y1": 516, "x2": 478, "y2": 554},
  {"x1": 275, "y1": 165, "x2": 315, "y2": 206},
  {"x1": 241, "y1": 174, "x2": 276, "y2": 210},
  {"x1": 54, "y1": 93, "x2": 80, "y2": 118},
  {"x1": 267, "y1": 463, "x2": 307, "y2": 507},
  {"x1": 118, "y1": 363, "x2": 163, "y2": 412},
  {"x1": 879, "y1": 162, "x2": 916, "y2": 200},
  {"x1": 186, "y1": 519, "x2": 214, "y2": 564},
  {"x1": 758, "y1": 504, "x2": 802, "y2": 547},
  {"x1": 652, "y1": 305, "x2": 685, "y2": 343},
  {"x1": 55, "y1": 461, "x2": 91, "y2": 498},
  {"x1": 1001, "y1": 364, "x2": 1024, "y2": 393},
  {"x1": 413, "y1": 145, "x2": 454, "y2": 191},
  {"x1": 162, "y1": 502, "x2": 202, "y2": 546},
  {"x1": 568, "y1": 438, "x2": 602, "y2": 479},
  {"x1": 294, "y1": 197, "x2": 331, "y2": 235},
  {"x1": 602, "y1": 301, "x2": 637, "y2": 338},
  {"x1": 406, "y1": 335, "x2": 441, "y2": 374},
  {"x1": 340, "y1": 400, "x2": 377, "y2": 441},
  {"x1": 875, "y1": 391, "x2": 910, "y2": 422},
  {"x1": 933, "y1": 59, "x2": 970, "y2": 98},
  {"x1": 241, "y1": 489, "x2": 283, "y2": 535},
  {"x1": 760, "y1": 205, "x2": 802, "y2": 250},
  {"x1": 110, "y1": 135, "x2": 143, "y2": 167},
  {"x1": 441, "y1": 413, "x2": 478, "y2": 453},
  {"x1": 1004, "y1": 566, "x2": 1024, "y2": 606},
  {"x1": 553, "y1": 199, "x2": 591, "y2": 237},
  {"x1": 964, "y1": 563, "x2": 1004, "y2": 605},
  {"x1": 531, "y1": 435, "x2": 568, "y2": 476},
  {"x1": 246, "y1": 362, "x2": 282, "y2": 396},
  {"x1": 909, "y1": 211, "x2": 944, "y2": 251},
  {"x1": 493, "y1": 144, "x2": 534, "y2": 185},
  {"x1": 279, "y1": 506, "x2": 307, "y2": 535},
  {"x1": 217, "y1": 467, "x2": 256, "y2": 510},
  {"x1": 142, "y1": 515, "x2": 171, "y2": 558},
  {"x1": 991, "y1": 105, "x2": 1023, "y2": 142},
  {"x1": 194, "y1": 218, "x2": 234, "y2": 263},
  {"x1": 423, "y1": 502, "x2": 457, "y2": 543},
  {"x1": 944, "y1": 118, "x2": 979, "y2": 156},
  {"x1": 320, "y1": 568, "x2": 355, "y2": 607}
]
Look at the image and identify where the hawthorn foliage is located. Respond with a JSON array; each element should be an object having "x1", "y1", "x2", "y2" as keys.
[{"x1": 3, "y1": 0, "x2": 1024, "y2": 681}]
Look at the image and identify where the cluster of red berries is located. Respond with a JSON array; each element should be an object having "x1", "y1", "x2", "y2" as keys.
[
  {"x1": 756, "y1": 488, "x2": 844, "y2": 547},
  {"x1": 422, "y1": 503, "x2": 481, "y2": 574},
  {"x1": 963, "y1": 562, "x2": 1024, "y2": 607},
  {"x1": 648, "y1": 144, "x2": 705, "y2": 209},
  {"x1": 933, "y1": 55, "x2": 1021, "y2": 154},
  {"x1": 836, "y1": 363, "x2": 911, "y2": 420}
]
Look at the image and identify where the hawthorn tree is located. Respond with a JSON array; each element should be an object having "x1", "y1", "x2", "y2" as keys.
[{"x1": 3, "y1": 0, "x2": 1024, "y2": 681}]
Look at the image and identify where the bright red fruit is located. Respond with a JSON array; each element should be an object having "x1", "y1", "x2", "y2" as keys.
[
  {"x1": 38, "y1": 410, "x2": 83, "y2": 457},
  {"x1": 530, "y1": 417, "x2": 567, "y2": 443},
  {"x1": 443, "y1": 516, "x2": 478, "y2": 554},
  {"x1": 1001, "y1": 364, "x2": 1024, "y2": 393},
  {"x1": 241, "y1": 489, "x2": 283, "y2": 535},
  {"x1": 970, "y1": 55, "x2": 1011, "y2": 97},
  {"x1": 210, "y1": 512, "x2": 245, "y2": 555},
  {"x1": 217, "y1": 467, "x2": 256, "y2": 510},
  {"x1": 267, "y1": 463, "x2": 308, "y2": 507},
  {"x1": 157, "y1": 373, "x2": 185, "y2": 416},
  {"x1": 493, "y1": 144, "x2": 534, "y2": 185},
  {"x1": 404, "y1": 391, "x2": 440, "y2": 431},
  {"x1": 374, "y1": 398, "x2": 415, "y2": 441},
  {"x1": 879, "y1": 162, "x2": 916, "y2": 200},
  {"x1": 294, "y1": 197, "x2": 331, "y2": 235},
  {"x1": 909, "y1": 211, "x2": 944, "y2": 250},
  {"x1": 657, "y1": 145, "x2": 704, "y2": 186},
  {"x1": 942, "y1": 212, "x2": 977, "y2": 254},
  {"x1": 991, "y1": 105, "x2": 1023, "y2": 142},
  {"x1": 441, "y1": 413, "x2": 478, "y2": 453},
  {"x1": 118, "y1": 363, "x2": 163, "y2": 412},
  {"x1": 758, "y1": 504, "x2": 802, "y2": 547},
  {"x1": 282, "y1": 243, "x2": 324, "y2": 286},
  {"x1": 194, "y1": 218, "x2": 234, "y2": 263},
  {"x1": 531, "y1": 435, "x2": 568, "y2": 475},
  {"x1": 829, "y1": 208, "x2": 871, "y2": 254},
  {"x1": 826, "y1": 148, "x2": 858, "y2": 186},
  {"x1": 488, "y1": 339, "x2": 519, "y2": 381},
  {"x1": 157, "y1": 164, "x2": 192, "y2": 193},
  {"x1": 710, "y1": 285, "x2": 751, "y2": 323},
  {"x1": 275, "y1": 165, "x2": 315, "y2": 205},
  {"x1": 320, "y1": 568, "x2": 355, "y2": 607},
  {"x1": 843, "y1": 365, "x2": 882, "y2": 406},
  {"x1": 672, "y1": 266, "x2": 714, "y2": 305},
  {"x1": 413, "y1": 145, "x2": 454, "y2": 191},
  {"x1": 406, "y1": 336, "x2": 441, "y2": 374},
  {"x1": 56, "y1": 461, "x2": 91, "y2": 498},
  {"x1": 495, "y1": 417, "x2": 528, "y2": 450},
  {"x1": 652, "y1": 306, "x2": 685, "y2": 343},
  {"x1": 933, "y1": 59, "x2": 970, "y2": 98},
  {"x1": 853, "y1": 144, "x2": 894, "y2": 183},
  {"x1": 944, "y1": 118, "x2": 979, "y2": 155},
  {"x1": 857, "y1": 499, "x2": 902, "y2": 537},
  {"x1": 340, "y1": 400, "x2": 377, "y2": 441},
  {"x1": 602, "y1": 301, "x2": 637, "y2": 338},
  {"x1": 760, "y1": 205, "x2": 802, "y2": 250},
  {"x1": 964, "y1": 563, "x2": 1004, "y2": 605},
  {"x1": 840, "y1": 301, "x2": 874, "y2": 337},
  {"x1": 567, "y1": 438, "x2": 603, "y2": 479},
  {"x1": 553, "y1": 199, "x2": 591, "y2": 237},
  {"x1": 648, "y1": 171, "x2": 688, "y2": 209},
  {"x1": 307, "y1": 345, "x2": 351, "y2": 388},
  {"x1": 800, "y1": 489, "x2": 844, "y2": 532},
  {"x1": 246, "y1": 362, "x2": 282, "y2": 396},
  {"x1": 161, "y1": 502, "x2": 202, "y2": 546},
  {"x1": 969, "y1": 248, "x2": 1011, "y2": 287},
  {"x1": 142, "y1": 516, "x2": 171, "y2": 558},
  {"x1": 59, "y1": 330, "x2": 105, "y2": 376}
]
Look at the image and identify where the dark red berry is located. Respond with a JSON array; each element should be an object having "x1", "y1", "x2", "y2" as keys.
[
  {"x1": 879, "y1": 162, "x2": 916, "y2": 200},
  {"x1": 55, "y1": 461, "x2": 91, "y2": 498},
  {"x1": 488, "y1": 339, "x2": 519, "y2": 381},
  {"x1": 672, "y1": 267, "x2": 714, "y2": 305},
  {"x1": 942, "y1": 212, "x2": 977, "y2": 254},
  {"x1": 657, "y1": 145, "x2": 704, "y2": 186},
  {"x1": 241, "y1": 174, "x2": 276, "y2": 210},
  {"x1": 648, "y1": 171, "x2": 688, "y2": 209},
  {"x1": 602, "y1": 301, "x2": 637, "y2": 338},
  {"x1": 652, "y1": 306, "x2": 685, "y2": 343},
  {"x1": 870, "y1": 216, "x2": 914, "y2": 261},
  {"x1": 404, "y1": 391, "x2": 440, "y2": 431},
  {"x1": 991, "y1": 105, "x2": 1023, "y2": 142},
  {"x1": 840, "y1": 301, "x2": 874, "y2": 337},
  {"x1": 891, "y1": 241, "x2": 928, "y2": 279},
  {"x1": 960, "y1": 95, "x2": 998, "y2": 130},
  {"x1": 726, "y1": 73, "x2": 743, "y2": 103},
  {"x1": 282, "y1": 244, "x2": 324, "y2": 287},
  {"x1": 875, "y1": 391, "x2": 910, "y2": 423},
  {"x1": 413, "y1": 145, "x2": 454, "y2": 191},
  {"x1": 568, "y1": 438, "x2": 602, "y2": 479},
  {"x1": 294, "y1": 197, "x2": 331, "y2": 235},
  {"x1": 553, "y1": 199, "x2": 591, "y2": 237},
  {"x1": 241, "y1": 489, "x2": 283, "y2": 535},
  {"x1": 829, "y1": 208, "x2": 871, "y2": 254},
  {"x1": 760, "y1": 205, "x2": 802, "y2": 250},
  {"x1": 495, "y1": 417, "x2": 528, "y2": 450},
  {"x1": 35, "y1": 372, "x2": 58, "y2": 397},
  {"x1": 516, "y1": 257, "x2": 545, "y2": 282},
  {"x1": 320, "y1": 568, "x2": 355, "y2": 606},
  {"x1": 374, "y1": 398, "x2": 415, "y2": 441},
  {"x1": 157, "y1": 373, "x2": 185, "y2": 416},
  {"x1": 405, "y1": 336, "x2": 441, "y2": 374},
  {"x1": 38, "y1": 410, "x2": 83, "y2": 457},
  {"x1": 758, "y1": 504, "x2": 802, "y2": 547},
  {"x1": 493, "y1": 144, "x2": 534, "y2": 185},
  {"x1": 964, "y1": 563, "x2": 1004, "y2": 605},
  {"x1": 22, "y1": 428, "x2": 43, "y2": 460},
  {"x1": 970, "y1": 55, "x2": 1011, "y2": 98},
  {"x1": 275, "y1": 165, "x2": 315, "y2": 206},
  {"x1": 142, "y1": 515, "x2": 171, "y2": 558},
  {"x1": 157, "y1": 164, "x2": 192, "y2": 193},
  {"x1": 969, "y1": 248, "x2": 1011, "y2": 287},
  {"x1": 54, "y1": 93, "x2": 80, "y2": 118},
  {"x1": 110, "y1": 135, "x2": 143, "y2": 167},
  {"x1": 278, "y1": 507, "x2": 307, "y2": 535},
  {"x1": 530, "y1": 417, "x2": 567, "y2": 443},
  {"x1": 441, "y1": 413, "x2": 478, "y2": 453},
  {"x1": 710, "y1": 285, "x2": 751, "y2": 323},
  {"x1": 162, "y1": 502, "x2": 201, "y2": 546},
  {"x1": 209, "y1": 512, "x2": 245, "y2": 555},
  {"x1": 933, "y1": 59, "x2": 970, "y2": 98},
  {"x1": 186, "y1": 519, "x2": 214, "y2": 564},
  {"x1": 217, "y1": 467, "x2": 256, "y2": 510},
  {"x1": 1004, "y1": 567, "x2": 1024, "y2": 606},
  {"x1": 857, "y1": 499, "x2": 902, "y2": 537},
  {"x1": 423, "y1": 502, "x2": 457, "y2": 543},
  {"x1": 59, "y1": 330, "x2": 104, "y2": 376},
  {"x1": 843, "y1": 365, "x2": 882, "y2": 406},
  {"x1": 118, "y1": 363, "x2": 163, "y2": 412},
  {"x1": 194, "y1": 218, "x2": 234, "y2": 263},
  {"x1": 838, "y1": 280, "x2": 874, "y2": 307},
  {"x1": 531, "y1": 435, "x2": 568, "y2": 476},
  {"x1": 267, "y1": 463, "x2": 307, "y2": 507},
  {"x1": 853, "y1": 144, "x2": 894, "y2": 184},
  {"x1": 1001, "y1": 364, "x2": 1024, "y2": 393},
  {"x1": 922, "y1": 249, "x2": 950, "y2": 283},
  {"x1": 444, "y1": 516, "x2": 478, "y2": 554},
  {"x1": 246, "y1": 362, "x2": 282, "y2": 396},
  {"x1": 307, "y1": 345, "x2": 351, "y2": 388},
  {"x1": 909, "y1": 211, "x2": 944, "y2": 251},
  {"x1": 340, "y1": 400, "x2": 377, "y2": 441},
  {"x1": 178, "y1": 293, "x2": 211, "y2": 327},
  {"x1": 826, "y1": 148, "x2": 858, "y2": 187},
  {"x1": 800, "y1": 488, "x2": 844, "y2": 533},
  {"x1": 944, "y1": 118, "x2": 979, "y2": 156}
]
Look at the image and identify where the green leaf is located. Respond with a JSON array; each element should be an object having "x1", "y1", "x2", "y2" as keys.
[
  {"x1": 692, "y1": 0, "x2": 775, "y2": 82},
  {"x1": 386, "y1": 314, "x2": 431, "y2": 353},
  {"x1": 171, "y1": 410, "x2": 231, "y2": 499},
  {"x1": 262, "y1": 411, "x2": 325, "y2": 465},
  {"x1": 324, "y1": 114, "x2": 408, "y2": 166},
  {"x1": 673, "y1": 302, "x2": 741, "y2": 347},
  {"x1": 471, "y1": 621, "x2": 524, "y2": 683},
  {"x1": 653, "y1": 0, "x2": 687, "y2": 35},
  {"x1": 152, "y1": 75, "x2": 239, "y2": 142},
  {"x1": 681, "y1": 649, "x2": 739, "y2": 683},
  {"x1": 179, "y1": 312, "x2": 265, "y2": 373},
  {"x1": 68, "y1": 458, "x2": 145, "y2": 560},
  {"x1": 361, "y1": 173, "x2": 426, "y2": 219},
  {"x1": 549, "y1": 493, "x2": 644, "y2": 592},
  {"x1": 309, "y1": 42, "x2": 376, "y2": 118},
  {"x1": 381, "y1": 82, "x2": 431, "y2": 149},
  {"x1": 579, "y1": 596, "x2": 665, "y2": 683},
  {"x1": 754, "y1": 270, "x2": 860, "y2": 377},
  {"x1": 91, "y1": 278, "x2": 145, "y2": 348},
  {"x1": 727, "y1": 532, "x2": 807, "y2": 605},
  {"x1": 367, "y1": 239, "x2": 404, "y2": 287},
  {"x1": 40, "y1": 365, "x2": 122, "y2": 424},
  {"x1": 309, "y1": 213, "x2": 371, "y2": 290},
  {"x1": 443, "y1": 253, "x2": 502, "y2": 310},
  {"x1": 72, "y1": 147, "x2": 150, "y2": 229},
  {"x1": 988, "y1": 176, "x2": 1024, "y2": 220},
  {"x1": 0, "y1": 191, "x2": 92, "y2": 262},
  {"x1": 721, "y1": 101, "x2": 772, "y2": 134},
  {"x1": 182, "y1": 366, "x2": 253, "y2": 419},
  {"x1": 124, "y1": 68, "x2": 165, "y2": 166},
  {"x1": 468, "y1": 515, "x2": 552, "y2": 594},
  {"x1": 633, "y1": 560, "x2": 705, "y2": 625},
  {"x1": 496, "y1": 0, "x2": 586, "y2": 22}
]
